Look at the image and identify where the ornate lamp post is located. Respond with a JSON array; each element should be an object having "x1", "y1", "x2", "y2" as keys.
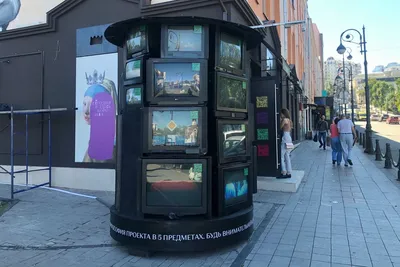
[
  {"x1": 333, "y1": 75, "x2": 344, "y2": 115},
  {"x1": 337, "y1": 26, "x2": 373, "y2": 154}
]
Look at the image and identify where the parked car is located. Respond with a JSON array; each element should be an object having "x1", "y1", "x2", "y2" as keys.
[
  {"x1": 386, "y1": 116, "x2": 399, "y2": 124},
  {"x1": 380, "y1": 114, "x2": 389, "y2": 122},
  {"x1": 371, "y1": 114, "x2": 380, "y2": 121}
]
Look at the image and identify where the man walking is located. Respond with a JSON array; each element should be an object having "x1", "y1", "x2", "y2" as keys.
[
  {"x1": 337, "y1": 114, "x2": 357, "y2": 167},
  {"x1": 316, "y1": 115, "x2": 329, "y2": 150}
]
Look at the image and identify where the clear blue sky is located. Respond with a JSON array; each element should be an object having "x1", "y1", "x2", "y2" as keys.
[{"x1": 308, "y1": 0, "x2": 400, "y2": 73}]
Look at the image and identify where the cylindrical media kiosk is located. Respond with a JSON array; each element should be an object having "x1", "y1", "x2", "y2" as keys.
[{"x1": 104, "y1": 16, "x2": 262, "y2": 255}]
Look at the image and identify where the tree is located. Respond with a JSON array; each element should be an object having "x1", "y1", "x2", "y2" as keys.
[
  {"x1": 396, "y1": 78, "x2": 400, "y2": 90},
  {"x1": 370, "y1": 81, "x2": 393, "y2": 110},
  {"x1": 384, "y1": 90, "x2": 398, "y2": 113},
  {"x1": 326, "y1": 83, "x2": 335, "y2": 96}
]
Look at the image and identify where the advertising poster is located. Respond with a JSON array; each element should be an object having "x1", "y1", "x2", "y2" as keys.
[
  {"x1": 0, "y1": 0, "x2": 65, "y2": 32},
  {"x1": 75, "y1": 53, "x2": 118, "y2": 163}
]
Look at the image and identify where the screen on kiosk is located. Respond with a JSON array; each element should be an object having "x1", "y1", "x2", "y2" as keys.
[
  {"x1": 224, "y1": 168, "x2": 248, "y2": 206},
  {"x1": 220, "y1": 32, "x2": 242, "y2": 69},
  {"x1": 125, "y1": 60, "x2": 141, "y2": 79},
  {"x1": 217, "y1": 75, "x2": 247, "y2": 111},
  {"x1": 145, "y1": 162, "x2": 203, "y2": 207},
  {"x1": 167, "y1": 25, "x2": 203, "y2": 52},
  {"x1": 151, "y1": 110, "x2": 199, "y2": 147},
  {"x1": 126, "y1": 27, "x2": 146, "y2": 56},
  {"x1": 221, "y1": 123, "x2": 247, "y2": 158},
  {"x1": 153, "y1": 62, "x2": 201, "y2": 97}
]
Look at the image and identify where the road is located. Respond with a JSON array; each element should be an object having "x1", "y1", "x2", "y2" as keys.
[{"x1": 355, "y1": 120, "x2": 400, "y2": 163}]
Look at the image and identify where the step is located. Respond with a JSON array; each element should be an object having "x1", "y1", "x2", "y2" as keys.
[{"x1": 257, "y1": 170, "x2": 305, "y2": 193}]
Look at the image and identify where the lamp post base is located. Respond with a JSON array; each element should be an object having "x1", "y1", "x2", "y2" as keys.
[{"x1": 364, "y1": 128, "x2": 374, "y2": 154}]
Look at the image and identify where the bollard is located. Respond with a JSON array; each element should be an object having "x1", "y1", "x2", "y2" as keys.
[
  {"x1": 363, "y1": 133, "x2": 366, "y2": 148},
  {"x1": 375, "y1": 139, "x2": 383, "y2": 161},
  {"x1": 359, "y1": 132, "x2": 363, "y2": 145},
  {"x1": 397, "y1": 149, "x2": 400, "y2": 181},
  {"x1": 384, "y1": 143, "x2": 393, "y2": 169}
]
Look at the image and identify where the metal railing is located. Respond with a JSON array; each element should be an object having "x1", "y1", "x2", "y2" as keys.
[{"x1": 355, "y1": 130, "x2": 400, "y2": 180}]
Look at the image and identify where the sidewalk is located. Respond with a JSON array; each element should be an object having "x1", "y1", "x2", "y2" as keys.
[{"x1": 1, "y1": 141, "x2": 400, "y2": 266}]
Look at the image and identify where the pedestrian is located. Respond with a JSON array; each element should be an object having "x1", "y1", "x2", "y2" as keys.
[
  {"x1": 316, "y1": 115, "x2": 329, "y2": 150},
  {"x1": 330, "y1": 117, "x2": 343, "y2": 165},
  {"x1": 277, "y1": 108, "x2": 293, "y2": 179},
  {"x1": 337, "y1": 114, "x2": 357, "y2": 167}
]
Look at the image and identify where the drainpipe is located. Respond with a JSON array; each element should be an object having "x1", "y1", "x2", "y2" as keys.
[{"x1": 218, "y1": 0, "x2": 228, "y2": 21}]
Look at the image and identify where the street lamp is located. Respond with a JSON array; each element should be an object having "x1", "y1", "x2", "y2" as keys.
[
  {"x1": 336, "y1": 26, "x2": 373, "y2": 154},
  {"x1": 338, "y1": 65, "x2": 354, "y2": 122},
  {"x1": 339, "y1": 47, "x2": 353, "y2": 118},
  {"x1": 334, "y1": 75, "x2": 344, "y2": 115}
]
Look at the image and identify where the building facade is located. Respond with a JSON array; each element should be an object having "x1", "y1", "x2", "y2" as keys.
[
  {"x1": 246, "y1": 0, "x2": 324, "y2": 139},
  {"x1": 324, "y1": 57, "x2": 362, "y2": 91}
]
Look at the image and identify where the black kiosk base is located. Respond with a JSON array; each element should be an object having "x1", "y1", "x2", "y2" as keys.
[
  {"x1": 110, "y1": 205, "x2": 254, "y2": 254},
  {"x1": 104, "y1": 16, "x2": 263, "y2": 256}
]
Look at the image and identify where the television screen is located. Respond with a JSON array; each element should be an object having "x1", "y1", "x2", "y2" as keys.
[
  {"x1": 145, "y1": 162, "x2": 204, "y2": 207},
  {"x1": 167, "y1": 25, "x2": 203, "y2": 53},
  {"x1": 126, "y1": 87, "x2": 142, "y2": 105},
  {"x1": 151, "y1": 110, "x2": 199, "y2": 147},
  {"x1": 153, "y1": 62, "x2": 201, "y2": 98},
  {"x1": 221, "y1": 123, "x2": 247, "y2": 158},
  {"x1": 217, "y1": 74, "x2": 248, "y2": 112},
  {"x1": 220, "y1": 32, "x2": 242, "y2": 70},
  {"x1": 224, "y1": 167, "x2": 249, "y2": 206},
  {"x1": 126, "y1": 26, "x2": 146, "y2": 57},
  {"x1": 125, "y1": 59, "x2": 141, "y2": 80}
]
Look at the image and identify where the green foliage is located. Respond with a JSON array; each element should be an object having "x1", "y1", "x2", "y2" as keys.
[
  {"x1": 370, "y1": 81, "x2": 393, "y2": 109},
  {"x1": 326, "y1": 83, "x2": 335, "y2": 96}
]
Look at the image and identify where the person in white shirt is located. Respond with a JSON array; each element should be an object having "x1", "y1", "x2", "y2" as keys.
[{"x1": 337, "y1": 114, "x2": 357, "y2": 167}]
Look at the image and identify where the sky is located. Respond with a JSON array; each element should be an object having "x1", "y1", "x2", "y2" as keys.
[
  {"x1": 308, "y1": 0, "x2": 400, "y2": 73},
  {"x1": 8, "y1": 0, "x2": 65, "y2": 30},
  {"x1": 155, "y1": 63, "x2": 199, "y2": 81}
]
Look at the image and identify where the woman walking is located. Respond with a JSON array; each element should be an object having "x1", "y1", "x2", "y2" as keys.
[
  {"x1": 330, "y1": 117, "x2": 343, "y2": 165},
  {"x1": 277, "y1": 108, "x2": 293, "y2": 179}
]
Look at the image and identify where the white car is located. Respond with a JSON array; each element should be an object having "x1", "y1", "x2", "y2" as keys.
[{"x1": 371, "y1": 114, "x2": 380, "y2": 121}]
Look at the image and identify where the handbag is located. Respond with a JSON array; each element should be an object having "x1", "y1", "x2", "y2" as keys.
[
  {"x1": 285, "y1": 142, "x2": 294, "y2": 150},
  {"x1": 313, "y1": 133, "x2": 318, "y2": 142}
]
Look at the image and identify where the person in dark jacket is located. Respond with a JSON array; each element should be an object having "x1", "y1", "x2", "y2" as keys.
[{"x1": 317, "y1": 115, "x2": 329, "y2": 150}]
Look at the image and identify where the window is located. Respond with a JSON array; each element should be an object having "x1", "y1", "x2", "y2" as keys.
[{"x1": 265, "y1": 48, "x2": 276, "y2": 76}]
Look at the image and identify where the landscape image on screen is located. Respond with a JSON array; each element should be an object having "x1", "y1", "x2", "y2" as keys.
[
  {"x1": 221, "y1": 124, "x2": 246, "y2": 158},
  {"x1": 220, "y1": 32, "x2": 242, "y2": 69},
  {"x1": 152, "y1": 110, "x2": 199, "y2": 147},
  {"x1": 167, "y1": 25, "x2": 202, "y2": 52},
  {"x1": 154, "y1": 63, "x2": 200, "y2": 97},
  {"x1": 224, "y1": 169, "x2": 248, "y2": 206},
  {"x1": 145, "y1": 163, "x2": 203, "y2": 207},
  {"x1": 218, "y1": 76, "x2": 247, "y2": 111},
  {"x1": 125, "y1": 60, "x2": 141, "y2": 79},
  {"x1": 126, "y1": 88, "x2": 141, "y2": 105},
  {"x1": 126, "y1": 27, "x2": 146, "y2": 56}
]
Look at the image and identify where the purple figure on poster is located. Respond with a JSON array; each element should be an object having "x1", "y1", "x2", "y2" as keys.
[{"x1": 88, "y1": 91, "x2": 116, "y2": 161}]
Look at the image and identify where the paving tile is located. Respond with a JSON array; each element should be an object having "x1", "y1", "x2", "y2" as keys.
[
  {"x1": 268, "y1": 256, "x2": 291, "y2": 267},
  {"x1": 312, "y1": 253, "x2": 331, "y2": 263},
  {"x1": 289, "y1": 257, "x2": 311, "y2": 267},
  {"x1": 331, "y1": 256, "x2": 351, "y2": 265},
  {"x1": 310, "y1": 260, "x2": 331, "y2": 267}
]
